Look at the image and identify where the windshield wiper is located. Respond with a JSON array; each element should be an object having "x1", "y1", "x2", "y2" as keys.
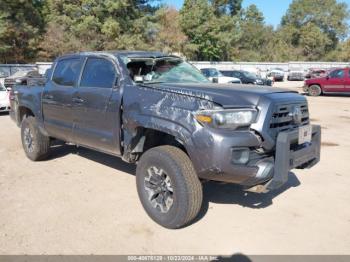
[{"x1": 140, "y1": 81, "x2": 166, "y2": 85}]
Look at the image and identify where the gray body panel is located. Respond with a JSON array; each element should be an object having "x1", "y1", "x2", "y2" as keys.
[{"x1": 11, "y1": 51, "x2": 321, "y2": 191}]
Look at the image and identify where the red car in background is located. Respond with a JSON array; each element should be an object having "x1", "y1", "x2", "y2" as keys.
[{"x1": 303, "y1": 67, "x2": 350, "y2": 96}]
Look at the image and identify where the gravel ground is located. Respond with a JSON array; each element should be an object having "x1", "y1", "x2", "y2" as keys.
[{"x1": 0, "y1": 82, "x2": 350, "y2": 255}]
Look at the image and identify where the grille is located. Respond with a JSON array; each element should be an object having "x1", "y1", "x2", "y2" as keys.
[{"x1": 268, "y1": 103, "x2": 309, "y2": 138}]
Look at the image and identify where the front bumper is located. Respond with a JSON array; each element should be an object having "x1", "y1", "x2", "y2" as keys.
[
  {"x1": 273, "y1": 75, "x2": 284, "y2": 81},
  {"x1": 0, "y1": 105, "x2": 10, "y2": 112},
  {"x1": 254, "y1": 125, "x2": 321, "y2": 192},
  {"x1": 192, "y1": 125, "x2": 321, "y2": 192},
  {"x1": 303, "y1": 85, "x2": 309, "y2": 93}
]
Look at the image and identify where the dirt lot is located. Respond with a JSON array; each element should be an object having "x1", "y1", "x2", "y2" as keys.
[{"x1": 1, "y1": 82, "x2": 350, "y2": 255}]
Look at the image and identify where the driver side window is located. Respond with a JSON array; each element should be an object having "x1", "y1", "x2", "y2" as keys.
[
  {"x1": 329, "y1": 69, "x2": 344, "y2": 79},
  {"x1": 209, "y1": 69, "x2": 219, "y2": 77},
  {"x1": 80, "y1": 58, "x2": 117, "y2": 88}
]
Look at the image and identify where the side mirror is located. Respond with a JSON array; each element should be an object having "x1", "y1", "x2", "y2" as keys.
[
  {"x1": 6, "y1": 87, "x2": 12, "y2": 91},
  {"x1": 134, "y1": 75, "x2": 144, "y2": 83},
  {"x1": 326, "y1": 75, "x2": 330, "y2": 80},
  {"x1": 212, "y1": 77, "x2": 219, "y2": 83}
]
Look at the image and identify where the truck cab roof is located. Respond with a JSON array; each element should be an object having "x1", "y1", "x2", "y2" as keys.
[{"x1": 56, "y1": 51, "x2": 171, "y2": 61}]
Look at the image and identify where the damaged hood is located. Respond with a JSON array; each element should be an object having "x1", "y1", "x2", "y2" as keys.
[{"x1": 147, "y1": 82, "x2": 297, "y2": 108}]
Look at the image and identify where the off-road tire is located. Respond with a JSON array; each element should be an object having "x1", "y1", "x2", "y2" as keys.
[
  {"x1": 136, "y1": 146, "x2": 203, "y2": 229},
  {"x1": 308, "y1": 85, "x2": 322, "y2": 97},
  {"x1": 21, "y1": 116, "x2": 50, "y2": 161}
]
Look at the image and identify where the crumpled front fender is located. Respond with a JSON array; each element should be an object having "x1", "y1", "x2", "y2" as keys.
[{"x1": 121, "y1": 84, "x2": 216, "y2": 162}]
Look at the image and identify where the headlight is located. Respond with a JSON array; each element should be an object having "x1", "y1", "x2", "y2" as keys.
[{"x1": 195, "y1": 108, "x2": 258, "y2": 129}]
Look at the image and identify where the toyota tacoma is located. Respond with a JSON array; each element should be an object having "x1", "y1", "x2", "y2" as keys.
[{"x1": 10, "y1": 51, "x2": 321, "y2": 229}]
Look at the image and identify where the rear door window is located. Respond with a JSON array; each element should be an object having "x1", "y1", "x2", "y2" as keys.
[
  {"x1": 80, "y1": 58, "x2": 116, "y2": 88},
  {"x1": 232, "y1": 71, "x2": 241, "y2": 78},
  {"x1": 52, "y1": 58, "x2": 82, "y2": 86}
]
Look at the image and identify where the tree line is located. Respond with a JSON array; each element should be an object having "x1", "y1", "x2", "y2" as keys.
[{"x1": 0, "y1": 0, "x2": 349, "y2": 63}]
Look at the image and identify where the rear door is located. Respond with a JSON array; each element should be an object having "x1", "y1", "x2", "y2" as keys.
[
  {"x1": 231, "y1": 71, "x2": 243, "y2": 82},
  {"x1": 42, "y1": 57, "x2": 83, "y2": 141},
  {"x1": 323, "y1": 69, "x2": 345, "y2": 93},
  {"x1": 72, "y1": 56, "x2": 122, "y2": 155}
]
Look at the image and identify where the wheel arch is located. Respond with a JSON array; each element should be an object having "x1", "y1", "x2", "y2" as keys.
[
  {"x1": 122, "y1": 118, "x2": 193, "y2": 163},
  {"x1": 17, "y1": 106, "x2": 35, "y2": 125}
]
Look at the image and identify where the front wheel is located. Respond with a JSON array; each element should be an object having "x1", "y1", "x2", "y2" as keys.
[
  {"x1": 308, "y1": 85, "x2": 322, "y2": 97},
  {"x1": 136, "y1": 146, "x2": 203, "y2": 229}
]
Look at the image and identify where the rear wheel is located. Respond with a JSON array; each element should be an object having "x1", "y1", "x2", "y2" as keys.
[
  {"x1": 136, "y1": 146, "x2": 203, "y2": 229},
  {"x1": 21, "y1": 116, "x2": 50, "y2": 161},
  {"x1": 308, "y1": 85, "x2": 322, "y2": 97}
]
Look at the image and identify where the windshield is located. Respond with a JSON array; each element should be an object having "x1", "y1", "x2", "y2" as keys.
[
  {"x1": 242, "y1": 71, "x2": 257, "y2": 79},
  {"x1": 202, "y1": 68, "x2": 223, "y2": 78},
  {"x1": 125, "y1": 57, "x2": 210, "y2": 84},
  {"x1": 10, "y1": 70, "x2": 30, "y2": 78},
  {"x1": 11, "y1": 66, "x2": 36, "y2": 75},
  {"x1": 0, "y1": 67, "x2": 10, "y2": 78}
]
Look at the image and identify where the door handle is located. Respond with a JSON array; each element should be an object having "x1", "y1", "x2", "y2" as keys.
[
  {"x1": 72, "y1": 97, "x2": 85, "y2": 104},
  {"x1": 44, "y1": 94, "x2": 53, "y2": 100}
]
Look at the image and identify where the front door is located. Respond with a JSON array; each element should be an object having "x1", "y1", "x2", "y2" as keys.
[
  {"x1": 72, "y1": 57, "x2": 122, "y2": 155},
  {"x1": 343, "y1": 69, "x2": 350, "y2": 93},
  {"x1": 323, "y1": 69, "x2": 345, "y2": 93},
  {"x1": 42, "y1": 57, "x2": 83, "y2": 141}
]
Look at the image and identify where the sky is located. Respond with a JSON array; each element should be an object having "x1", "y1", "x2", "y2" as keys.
[{"x1": 161, "y1": 0, "x2": 349, "y2": 28}]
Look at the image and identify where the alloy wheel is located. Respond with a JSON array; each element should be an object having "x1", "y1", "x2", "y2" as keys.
[{"x1": 144, "y1": 166, "x2": 174, "y2": 213}]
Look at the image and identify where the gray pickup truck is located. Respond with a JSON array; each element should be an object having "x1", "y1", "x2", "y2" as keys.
[{"x1": 10, "y1": 51, "x2": 321, "y2": 229}]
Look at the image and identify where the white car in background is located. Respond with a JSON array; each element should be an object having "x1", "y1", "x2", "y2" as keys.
[
  {"x1": 200, "y1": 68, "x2": 242, "y2": 84},
  {"x1": 267, "y1": 68, "x2": 285, "y2": 82},
  {"x1": 288, "y1": 67, "x2": 306, "y2": 81},
  {"x1": 0, "y1": 83, "x2": 10, "y2": 113}
]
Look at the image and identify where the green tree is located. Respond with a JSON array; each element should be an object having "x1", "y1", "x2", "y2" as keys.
[
  {"x1": 0, "y1": 0, "x2": 44, "y2": 63},
  {"x1": 211, "y1": 0, "x2": 242, "y2": 16},
  {"x1": 180, "y1": 0, "x2": 240, "y2": 61},
  {"x1": 236, "y1": 4, "x2": 271, "y2": 61},
  {"x1": 39, "y1": 0, "x2": 157, "y2": 60},
  {"x1": 153, "y1": 7, "x2": 187, "y2": 54},
  {"x1": 325, "y1": 39, "x2": 350, "y2": 61},
  {"x1": 180, "y1": 0, "x2": 218, "y2": 60},
  {"x1": 262, "y1": 28, "x2": 296, "y2": 62},
  {"x1": 280, "y1": 0, "x2": 349, "y2": 60}
]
